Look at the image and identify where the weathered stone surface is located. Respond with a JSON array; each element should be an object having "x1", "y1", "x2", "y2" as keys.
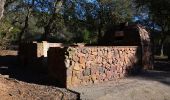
[
  {"x1": 79, "y1": 56, "x2": 85, "y2": 64},
  {"x1": 72, "y1": 56, "x2": 79, "y2": 62},
  {"x1": 83, "y1": 68, "x2": 91, "y2": 76},
  {"x1": 48, "y1": 46, "x2": 143, "y2": 88},
  {"x1": 73, "y1": 63, "x2": 81, "y2": 71}
]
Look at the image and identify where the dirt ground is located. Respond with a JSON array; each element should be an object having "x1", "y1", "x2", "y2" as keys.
[
  {"x1": 0, "y1": 50, "x2": 79, "y2": 100},
  {"x1": 72, "y1": 70, "x2": 170, "y2": 100},
  {"x1": 0, "y1": 75, "x2": 79, "y2": 100},
  {"x1": 0, "y1": 50, "x2": 170, "y2": 100}
]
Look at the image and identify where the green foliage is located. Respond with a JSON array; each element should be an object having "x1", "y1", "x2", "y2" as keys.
[
  {"x1": 0, "y1": 0, "x2": 135, "y2": 48},
  {"x1": 0, "y1": 19, "x2": 20, "y2": 41},
  {"x1": 135, "y1": 0, "x2": 170, "y2": 55},
  {"x1": 82, "y1": 29, "x2": 90, "y2": 43}
]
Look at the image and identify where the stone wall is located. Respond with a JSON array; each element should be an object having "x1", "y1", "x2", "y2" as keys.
[
  {"x1": 48, "y1": 46, "x2": 142, "y2": 88},
  {"x1": 18, "y1": 41, "x2": 64, "y2": 67}
]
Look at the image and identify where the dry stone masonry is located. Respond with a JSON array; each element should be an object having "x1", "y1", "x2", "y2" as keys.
[
  {"x1": 19, "y1": 41, "x2": 64, "y2": 67},
  {"x1": 19, "y1": 24, "x2": 153, "y2": 88},
  {"x1": 48, "y1": 46, "x2": 142, "y2": 88}
]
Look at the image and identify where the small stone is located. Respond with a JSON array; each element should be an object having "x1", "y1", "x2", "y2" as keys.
[
  {"x1": 106, "y1": 71, "x2": 112, "y2": 79},
  {"x1": 98, "y1": 51, "x2": 103, "y2": 56},
  {"x1": 85, "y1": 61, "x2": 91, "y2": 67},
  {"x1": 102, "y1": 74, "x2": 106, "y2": 80},
  {"x1": 98, "y1": 67, "x2": 105, "y2": 74},
  {"x1": 73, "y1": 63, "x2": 80, "y2": 71},
  {"x1": 108, "y1": 59, "x2": 112, "y2": 64},
  {"x1": 83, "y1": 68, "x2": 91, "y2": 76},
  {"x1": 92, "y1": 52, "x2": 98, "y2": 55},
  {"x1": 67, "y1": 70, "x2": 72, "y2": 76},
  {"x1": 72, "y1": 56, "x2": 79, "y2": 62},
  {"x1": 91, "y1": 75, "x2": 97, "y2": 82},
  {"x1": 102, "y1": 60, "x2": 107, "y2": 65},
  {"x1": 96, "y1": 57, "x2": 102, "y2": 63},
  {"x1": 72, "y1": 76, "x2": 80, "y2": 86},
  {"x1": 79, "y1": 56, "x2": 85, "y2": 64},
  {"x1": 108, "y1": 52, "x2": 112, "y2": 59},
  {"x1": 80, "y1": 63, "x2": 86, "y2": 69},
  {"x1": 67, "y1": 76, "x2": 72, "y2": 86},
  {"x1": 82, "y1": 48, "x2": 88, "y2": 54},
  {"x1": 120, "y1": 67, "x2": 123, "y2": 73},
  {"x1": 91, "y1": 67, "x2": 97, "y2": 74},
  {"x1": 65, "y1": 59, "x2": 70, "y2": 68}
]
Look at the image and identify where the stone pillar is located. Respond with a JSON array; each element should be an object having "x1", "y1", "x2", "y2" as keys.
[{"x1": 42, "y1": 41, "x2": 49, "y2": 57}]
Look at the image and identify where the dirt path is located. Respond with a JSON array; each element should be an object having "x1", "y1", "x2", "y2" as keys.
[{"x1": 72, "y1": 70, "x2": 170, "y2": 100}]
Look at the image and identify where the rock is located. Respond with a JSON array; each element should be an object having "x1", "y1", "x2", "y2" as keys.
[
  {"x1": 79, "y1": 56, "x2": 85, "y2": 64},
  {"x1": 85, "y1": 61, "x2": 91, "y2": 67},
  {"x1": 92, "y1": 52, "x2": 98, "y2": 56},
  {"x1": 91, "y1": 75, "x2": 97, "y2": 83},
  {"x1": 108, "y1": 59, "x2": 112, "y2": 64},
  {"x1": 108, "y1": 52, "x2": 112, "y2": 59},
  {"x1": 72, "y1": 56, "x2": 79, "y2": 62},
  {"x1": 73, "y1": 63, "x2": 80, "y2": 71},
  {"x1": 83, "y1": 68, "x2": 91, "y2": 76},
  {"x1": 67, "y1": 70, "x2": 72, "y2": 76},
  {"x1": 98, "y1": 67, "x2": 105, "y2": 74},
  {"x1": 65, "y1": 59, "x2": 70, "y2": 68},
  {"x1": 91, "y1": 67, "x2": 97, "y2": 74},
  {"x1": 3, "y1": 75, "x2": 9, "y2": 78},
  {"x1": 102, "y1": 74, "x2": 106, "y2": 80},
  {"x1": 72, "y1": 76, "x2": 80, "y2": 86},
  {"x1": 106, "y1": 71, "x2": 112, "y2": 79},
  {"x1": 80, "y1": 63, "x2": 86, "y2": 69},
  {"x1": 67, "y1": 76, "x2": 72, "y2": 87},
  {"x1": 81, "y1": 48, "x2": 88, "y2": 54}
]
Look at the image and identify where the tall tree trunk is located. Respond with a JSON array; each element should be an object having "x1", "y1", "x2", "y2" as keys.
[
  {"x1": 160, "y1": 35, "x2": 166, "y2": 56},
  {"x1": 97, "y1": 10, "x2": 103, "y2": 42},
  {"x1": 0, "y1": 0, "x2": 5, "y2": 21},
  {"x1": 18, "y1": 0, "x2": 35, "y2": 43},
  {"x1": 18, "y1": 11, "x2": 30, "y2": 43},
  {"x1": 42, "y1": 0, "x2": 63, "y2": 41}
]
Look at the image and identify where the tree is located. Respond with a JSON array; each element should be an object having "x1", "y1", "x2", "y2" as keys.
[
  {"x1": 0, "y1": 0, "x2": 5, "y2": 20},
  {"x1": 18, "y1": 0, "x2": 36, "y2": 43},
  {"x1": 135, "y1": 0, "x2": 170, "y2": 56},
  {"x1": 95, "y1": 0, "x2": 134, "y2": 40}
]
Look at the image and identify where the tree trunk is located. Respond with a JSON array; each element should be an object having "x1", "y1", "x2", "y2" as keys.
[
  {"x1": 18, "y1": 0, "x2": 35, "y2": 43},
  {"x1": 18, "y1": 9, "x2": 31, "y2": 43},
  {"x1": 0, "y1": 0, "x2": 5, "y2": 21},
  {"x1": 97, "y1": 10, "x2": 103, "y2": 42},
  {"x1": 159, "y1": 34, "x2": 166, "y2": 56},
  {"x1": 42, "y1": 0, "x2": 63, "y2": 41}
]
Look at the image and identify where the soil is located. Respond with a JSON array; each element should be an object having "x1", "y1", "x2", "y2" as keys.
[
  {"x1": 0, "y1": 75, "x2": 79, "y2": 100},
  {"x1": 72, "y1": 70, "x2": 170, "y2": 100},
  {"x1": 0, "y1": 50, "x2": 170, "y2": 100},
  {"x1": 0, "y1": 50, "x2": 79, "y2": 100}
]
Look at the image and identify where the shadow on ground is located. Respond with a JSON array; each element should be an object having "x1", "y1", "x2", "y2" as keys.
[
  {"x1": 137, "y1": 70, "x2": 170, "y2": 86},
  {"x1": 0, "y1": 54, "x2": 170, "y2": 88},
  {"x1": 0, "y1": 55, "x2": 66, "y2": 88},
  {"x1": 135, "y1": 59, "x2": 170, "y2": 86},
  {"x1": 154, "y1": 60, "x2": 170, "y2": 71}
]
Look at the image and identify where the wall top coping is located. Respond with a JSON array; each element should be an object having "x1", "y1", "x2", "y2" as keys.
[
  {"x1": 49, "y1": 46, "x2": 140, "y2": 49},
  {"x1": 66, "y1": 46, "x2": 139, "y2": 48},
  {"x1": 25, "y1": 41, "x2": 140, "y2": 48}
]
